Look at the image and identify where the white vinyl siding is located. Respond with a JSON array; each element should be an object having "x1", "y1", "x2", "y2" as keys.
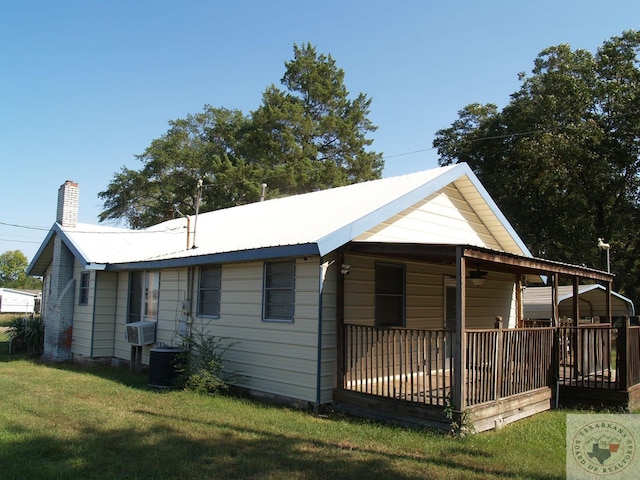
[
  {"x1": 92, "y1": 271, "x2": 118, "y2": 358},
  {"x1": 355, "y1": 183, "x2": 502, "y2": 250},
  {"x1": 344, "y1": 254, "x2": 517, "y2": 330},
  {"x1": 192, "y1": 258, "x2": 321, "y2": 403}
]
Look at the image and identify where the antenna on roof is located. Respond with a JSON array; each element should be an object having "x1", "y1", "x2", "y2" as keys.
[{"x1": 192, "y1": 179, "x2": 203, "y2": 249}]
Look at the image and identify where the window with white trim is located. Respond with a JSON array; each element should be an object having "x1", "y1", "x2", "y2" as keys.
[
  {"x1": 197, "y1": 264, "x2": 221, "y2": 317},
  {"x1": 79, "y1": 271, "x2": 90, "y2": 305},
  {"x1": 375, "y1": 262, "x2": 405, "y2": 327},
  {"x1": 128, "y1": 271, "x2": 160, "y2": 323},
  {"x1": 263, "y1": 260, "x2": 295, "y2": 322}
]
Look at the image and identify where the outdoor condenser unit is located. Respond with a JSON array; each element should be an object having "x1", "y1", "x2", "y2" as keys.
[{"x1": 125, "y1": 320, "x2": 157, "y2": 346}]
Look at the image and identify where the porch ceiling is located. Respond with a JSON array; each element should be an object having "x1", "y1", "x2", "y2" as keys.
[{"x1": 347, "y1": 242, "x2": 613, "y2": 283}]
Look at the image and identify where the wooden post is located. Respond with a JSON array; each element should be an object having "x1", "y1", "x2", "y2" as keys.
[
  {"x1": 494, "y1": 316, "x2": 503, "y2": 403},
  {"x1": 515, "y1": 275, "x2": 523, "y2": 328},
  {"x1": 572, "y1": 277, "x2": 580, "y2": 381},
  {"x1": 618, "y1": 317, "x2": 630, "y2": 391},
  {"x1": 551, "y1": 274, "x2": 559, "y2": 327},
  {"x1": 452, "y1": 248, "x2": 466, "y2": 412}
]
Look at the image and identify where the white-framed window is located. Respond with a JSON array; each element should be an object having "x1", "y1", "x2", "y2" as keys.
[
  {"x1": 375, "y1": 262, "x2": 405, "y2": 327},
  {"x1": 197, "y1": 264, "x2": 221, "y2": 317},
  {"x1": 128, "y1": 270, "x2": 160, "y2": 323},
  {"x1": 263, "y1": 259, "x2": 295, "y2": 322},
  {"x1": 79, "y1": 271, "x2": 90, "y2": 305}
]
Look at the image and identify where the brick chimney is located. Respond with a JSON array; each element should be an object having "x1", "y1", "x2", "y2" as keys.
[
  {"x1": 56, "y1": 180, "x2": 79, "y2": 227},
  {"x1": 42, "y1": 180, "x2": 79, "y2": 363}
]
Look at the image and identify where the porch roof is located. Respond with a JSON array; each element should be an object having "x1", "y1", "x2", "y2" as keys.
[{"x1": 346, "y1": 242, "x2": 614, "y2": 283}]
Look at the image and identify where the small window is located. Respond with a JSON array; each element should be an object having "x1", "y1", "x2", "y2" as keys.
[
  {"x1": 198, "y1": 265, "x2": 221, "y2": 317},
  {"x1": 263, "y1": 260, "x2": 295, "y2": 322},
  {"x1": 79, "y1": 271, "x2": 90, "y2": 305},
  {"x1": 375, "y1": 262, "x2": 405, "y2": 327}
]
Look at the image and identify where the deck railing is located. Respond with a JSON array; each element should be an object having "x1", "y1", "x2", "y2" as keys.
[
  {"x1": 341, "y1": 322, "x2": 640, "y2": 409},
  {"x1": 557, "y1": 325, "x2": 617, "y2": 389},
  {"x1": 342, "y1": 324, "x2": 453, "y2": 406},
  {"x1": 465, "y1": 327, "x2": 555, "y2": 406}
]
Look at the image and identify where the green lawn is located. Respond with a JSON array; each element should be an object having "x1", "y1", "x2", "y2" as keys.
[{"x1": 0, "y1": 334, "x2": 572, "y2": 479}]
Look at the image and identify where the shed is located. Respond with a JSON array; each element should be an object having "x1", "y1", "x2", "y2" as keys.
[
  {"x1": 522, "y1": 284, "x2": 634, "y2": 321},
  {"x1": 0, "y1": 288, "x2": 38, "y2": 314}
]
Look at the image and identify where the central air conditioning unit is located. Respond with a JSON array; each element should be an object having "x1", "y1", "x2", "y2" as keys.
[{"x1": 125, "y1": 320, "x2": 157, "y2": 346}]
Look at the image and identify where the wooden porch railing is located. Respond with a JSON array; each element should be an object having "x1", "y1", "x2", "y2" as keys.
[
  {"x1": 557, "y1": 325, "x2": 616, "y2": 389},
  {"x1": 465, "y1": 327, "x2": 554, "y2": 406},
  {"x1": 342, "y1": 324, "x2": 453, "y2": 406},
  {"x1": 341, "y1": 322, "x2": 640, "y2": 409}
]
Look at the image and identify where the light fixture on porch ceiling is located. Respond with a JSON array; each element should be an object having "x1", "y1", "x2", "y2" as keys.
[{"x1": 469, "y1": 269, "x2": 488, "y2": 287}]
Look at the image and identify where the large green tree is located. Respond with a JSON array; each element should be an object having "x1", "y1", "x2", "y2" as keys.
[
  {"x1": 245, "y1": 43, "x2": 383, "y2": 195},
  {"x1": 433, "y1": 31, "x2": 640, "y2": 304},
  {"x1": 99, "y1": 43, "x2": 382, "y2": 228}
]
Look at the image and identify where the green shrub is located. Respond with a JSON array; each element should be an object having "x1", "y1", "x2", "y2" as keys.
[
  {"x1": 7, "y1": 315, "x2": 44, "y2": 355},
  {"x1": 177, "y1": 329, "x2": 246, "y2": 395}
]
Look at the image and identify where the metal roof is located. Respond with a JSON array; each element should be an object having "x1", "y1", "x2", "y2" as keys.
[
  {"x1": 523, "y1": 285, "x2": 635, "y2": 318},
  {"x1": 27, "y1": 163, "x2": 531, "y2": 274}
]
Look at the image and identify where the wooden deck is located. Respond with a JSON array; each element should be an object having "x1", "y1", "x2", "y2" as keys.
[{"x1": 337, "y1": 323, "x2": 640, "y2": 432}]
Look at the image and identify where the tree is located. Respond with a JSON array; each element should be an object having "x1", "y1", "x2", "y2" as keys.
[
  {"x1": 433, "y1": 31, "x2": 640, "y2": 304},
  {"x1": 99, "y1": 43, "x2": 383, "y2": 227},
  {"x1": 0, "y1": 250, "x2": 41, "y2": 289},
  {"x1": 245, "y1": 43, "x2": 383, "y2": 195}
]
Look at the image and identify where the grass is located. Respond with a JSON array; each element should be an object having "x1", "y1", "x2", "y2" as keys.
[
  {"x1": 0, "y1": 313, "x2": 21, "y2": 327},
  {"x1": 0, "y1": 333, "x2": 577, "y2": 479}
]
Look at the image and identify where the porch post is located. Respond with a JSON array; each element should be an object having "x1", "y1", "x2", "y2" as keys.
[
  {"x1": 605, "y1": 281, "x2": 612, "y2": 323},
  {"x1": 551, "y1": 274, "x2": 559, "y2": 327},
  {"x1": 452, "y1": 247, "x2": 467, "y2": 412},
  {"x1": 572, "y1": 276, "x2": 580, "y2": 382},
  {"x1": 572, "y1": 277, "x2": 579, "y2": 327},
  {"x1": 618, "y1": 317, "x2": 630, "y2": 390}
]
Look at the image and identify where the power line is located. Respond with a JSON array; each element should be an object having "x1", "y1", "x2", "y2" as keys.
[
  {"x1": 0, "y1": 238, "x2": 43, "y2": 244},
  {"x1": 0, "y1": 221, "x2": 49, "y2": 231}
]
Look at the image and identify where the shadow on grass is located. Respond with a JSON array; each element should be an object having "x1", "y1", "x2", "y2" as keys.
[{"x1": 0, "y1": 408, "x2": 564, "y2": 480}]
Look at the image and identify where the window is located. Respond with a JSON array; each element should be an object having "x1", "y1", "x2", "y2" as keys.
[
  {"x1": 128, "y1": 271, "x2": 160, "y2": 323},
  {"x1": 263, "y1": 260, "x2": 295, "y2": 322},
  {"x1": 198, "y1": 265, "x2": 221, "y2": 317},
  {"x1": 375, "y1": 262, "x2": 405, "y2": 327},
  {"x1": 79, "y1": 271, "x2": 90, "y2": 305}
]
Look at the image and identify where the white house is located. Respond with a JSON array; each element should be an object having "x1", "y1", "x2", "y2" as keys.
[
  {"x1": 27, "y1": 166, "x2": 622, "y2": 431},
  {"x1": 0, "y1": 288, "x2": 38, "y2": 314}
]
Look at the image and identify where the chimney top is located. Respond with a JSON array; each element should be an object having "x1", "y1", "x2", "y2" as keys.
[{"x1": 57, "y1": 180, "x2": 79, "y2": 227}]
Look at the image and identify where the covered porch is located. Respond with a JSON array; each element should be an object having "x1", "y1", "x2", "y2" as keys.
[{"x1": 333, "y1": 243, "x2": 640, "y2": 432}]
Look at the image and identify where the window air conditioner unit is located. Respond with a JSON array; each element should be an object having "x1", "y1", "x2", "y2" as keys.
[{"x1": 126, "y1": 320, "x2": 157, "y2": 346}]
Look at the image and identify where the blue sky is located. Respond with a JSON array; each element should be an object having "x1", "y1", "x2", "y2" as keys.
[{"x1": 1, "y1": 0, "x2": 639, "y2": 262}]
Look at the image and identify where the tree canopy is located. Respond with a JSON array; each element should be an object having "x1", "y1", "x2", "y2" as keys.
[
  {"x1": 0, "y1": 250, "x2": 42, "y2": 289},
  {"x1": 434, "y1": 31, "x2": 640, "y2": 304},
  {"x1": 99, "y1": 43, "x2": 383, "y2": 229}
]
